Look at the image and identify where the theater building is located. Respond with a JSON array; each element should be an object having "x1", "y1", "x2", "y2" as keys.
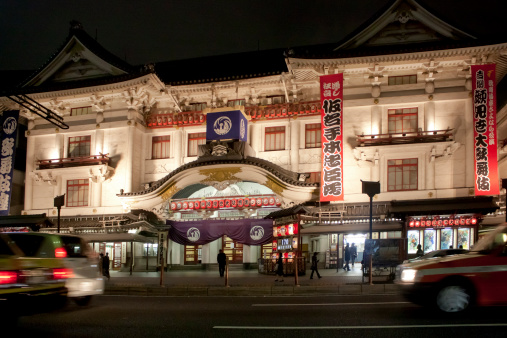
[{"x1": 1, "y1": 0, "x2": 506, "y2": 270}]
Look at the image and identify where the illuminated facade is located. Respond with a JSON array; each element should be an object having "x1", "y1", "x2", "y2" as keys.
[{"x1": 1, "y1": 0, "x2": 506, "y2": 270}]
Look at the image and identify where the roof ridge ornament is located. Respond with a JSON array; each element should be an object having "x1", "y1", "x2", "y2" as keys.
[{"x1": 69, "y1": 20, "x2": 84, "y2": 32}]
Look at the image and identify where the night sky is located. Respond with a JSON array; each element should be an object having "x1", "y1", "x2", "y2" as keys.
[{"x1": 0, "y1": 0, "x2": 505, "y2": 71}]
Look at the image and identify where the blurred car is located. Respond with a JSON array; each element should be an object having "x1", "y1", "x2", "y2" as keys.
[
  {"x1": 58, "y1": 234, "x2": 104, "y2": 305},
  {"x1": 396, "y1": 224, "x2": 507, "y2": 313},
  {"x1": 403, "y1": 248, "x2": 468, "y2": 263},
  {"x1": 0, "y1": 232, "x2": 71, "y2": 323}
]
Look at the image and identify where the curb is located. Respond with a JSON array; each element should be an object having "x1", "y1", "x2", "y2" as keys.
[{"x1": 104, "y1": 284, "x2": 402, "y2": 296}]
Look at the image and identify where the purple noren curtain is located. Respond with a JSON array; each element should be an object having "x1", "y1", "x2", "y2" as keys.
[{"x1": 167, "y1": 219, "x2": 273, "y2": 246}]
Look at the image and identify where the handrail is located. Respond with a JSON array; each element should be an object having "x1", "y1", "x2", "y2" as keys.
[
  {"x1": 37, "y1": 154, "x2": 109, "y2": 169},
  {"x1": 357, "y1": 129, "x2": 453, "y2": 146}
]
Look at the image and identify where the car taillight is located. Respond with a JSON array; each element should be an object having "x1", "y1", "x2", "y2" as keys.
[
  {"x1": 53, "y1": 268, "x2": 73, "y2": 279},
  {"x1": 0, "y1": 271, "x2": 18, "y2": 284},
  {"x1": 55, "y1": 247, "x2": 67, "y2": 258}
]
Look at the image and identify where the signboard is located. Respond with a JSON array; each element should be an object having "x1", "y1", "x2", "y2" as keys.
[
  {"x1": 363, "y1": 239, "x2": 407, "y2": 266},
  {"x1": 320, "y1": 74, "x2": 344, "y2": 201},
  {"x1": 206, "y1": 110, "x2": 248, "y2": 142},
  {"x1": 471, "y1": 64, "x2": 499, "y2": 196},
  {"x1": 0, "y1": 110, "x2": 19, "y2": 216}
]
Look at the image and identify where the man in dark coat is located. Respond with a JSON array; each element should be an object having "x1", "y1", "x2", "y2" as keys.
[
  {"x1": 350, "y1": 243, "x2": 358, "y2": 267},
  {"x1": 310, "y1": 252, "x2": 322, "y2": 279},
  {"x1": 102, "y1": 252, "x2": 110, "y2": 280},
  {"x1": 217, "y1": 249, "x2": 227, "y2": 277},
  {"x1": 343, "y1": 243, "x2": 351, "y2": 271}
]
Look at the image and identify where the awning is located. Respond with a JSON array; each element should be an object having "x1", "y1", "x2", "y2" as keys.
[
  {"x1": 390, "y1": 196, "x2": 498, "y2": 216},
  {"x1": 300, "y1": 221, "x2": 402, "y2": 234},
  {"x1": 0, "y1": 214, "x2": 53, "y2": 231},
  {"x1": 79, "y1": 233, "x2": 156, "y2": 243}
]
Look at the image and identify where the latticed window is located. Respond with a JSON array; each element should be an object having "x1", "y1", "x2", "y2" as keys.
[
  {"x1": 66, "y1": 179, "x2": 89, "y2": 207},
  {"x1": 70, "y1": 106, "x2": 92, "y2": 116},
  {"x1": 265, "y1": 126, "x2": 285, "y2": 151},
  {"x1": 305, "y1": 123, "x2": 321, "y2": 148},
  {"x1": 387, "y1": 159, "x2": 418, "y2": 191},
  {"x1": 188, "y1": 132, "x2": 206, "y2": 157},
  {"x1": 189, "y1": 102, "x2": 207, "y2": 111},
  {"x1": 68, "y1": 136, "x2": 91, "y2": 157},
  {"x1": 152, "y1": 135, "x2": 171, "y2": 159},
  {"x1": 227, "y1": 99, "x2": 246, "y2": 107},
  {"x1": 388, "y1": 75, "x2": 417, "y2": 85},
  {"x1": 388, "y1": 108, "x2": 418, "y2": 134}
]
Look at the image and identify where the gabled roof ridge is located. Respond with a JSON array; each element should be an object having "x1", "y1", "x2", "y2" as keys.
[{"x1": 18, "y1": 20, "x2": 136, "y2": 88}]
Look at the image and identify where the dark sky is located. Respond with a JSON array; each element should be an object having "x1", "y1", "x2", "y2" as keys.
[{"x1": 0, "y1": 0, "x2": 505, "y2": 71}]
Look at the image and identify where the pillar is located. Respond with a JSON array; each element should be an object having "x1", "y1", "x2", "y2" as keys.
[
  {"x1": 425, "y1": 101, "x2": 435, "y2": 132},
  {"x1": 290, "y1": 119, "x2": 300, "y2": 171},
  {"x1": 173, "y1": 129, "x2": 183, "y2": 167},
  {"x1": 24, "y1": 132, "x2": 35, "y2": 211}
]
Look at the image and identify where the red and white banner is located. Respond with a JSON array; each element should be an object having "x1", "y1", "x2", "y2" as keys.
[
  {"x1": 320, "y1": 73, "x2": 344, "y2": 201},
  {"x1": 471, "y1": 64, "x2": 499, "y2": 196}
]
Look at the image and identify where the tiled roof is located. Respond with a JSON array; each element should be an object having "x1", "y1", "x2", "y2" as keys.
[{"x1": 120, "y1": 156, "x2": 318, "y2": 197}]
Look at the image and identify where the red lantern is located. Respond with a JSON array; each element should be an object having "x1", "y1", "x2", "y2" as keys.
[
  {"x1": 269, "y1": 197, "x2": 275, "y2": 205},
  {"x1": 213, "y1": 200, "x2": 219, "y2": 209},
  {"x1": 244, "y1": 198, "x2": 250, "y2": 207},
  {"x1": 256, "y1": 198, "x2": 262, "y2": 206},
  {"x1": 206, "y1": 200, "x2": 213, "y2": 209},
  {"x1": 263, "y1": 198, "x2": 269, "y2": 206},
  {"x1": 219, "y1": 200, "x2": 225, "y2": 208},
  {"x1": 182, "y1": 202, "x2": 188, "y2": 209},
  {"x1": 171, "y1": 202, "x2": 177, "y2": 210},
  {"x1": 276, "y1": 197, "x2": 281, "y2": 206},
  {"x1": 409, "y1": 221, "x2": 414, "y2": 227},
  {"x1": 471, "y1": 218, "x2": 477, "y2": 224},
  {"x1": 293, "y1": 223, "x2": 298, "y2": 234},
  {"x1": 194, "y1": 201, "x2": 200, "y2": 210},
  {"x1": 237, "y1": 199, "x2": 244, "y2": 208},
  {"x1": 250, "y1": 198, "x2": 256, "y2": 206}
]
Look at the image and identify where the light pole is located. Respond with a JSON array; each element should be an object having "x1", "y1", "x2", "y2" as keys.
[
  {"x1": 361, "y1": 180, "x2": 380, "y2": 285},
  {"x1": 53, "y1": 194, "x2": 65, "y2": 233}
]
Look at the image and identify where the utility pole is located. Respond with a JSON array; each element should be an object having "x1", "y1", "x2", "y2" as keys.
[{"x1": 361, "y1": 180, "x2": 380, "y2": 285}]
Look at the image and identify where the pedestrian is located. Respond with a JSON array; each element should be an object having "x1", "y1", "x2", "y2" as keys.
[
  {"x1": 350, "y1": 243, "x2": 357, "y2": 267},
  {"x1": 310, "y1": 252, "x2": 322, "y2": 279},
  {"x1": 102, "y1": 252, "x2": 110, "y2": 280},
  {"x1": 459, "y1": 245, "x2": 463, "y2": 249},
  {"x1": 416, "y1": 244, "x2": 424, "y2": 257},
  {"x1": 274, "y1": 252, "x2": 284, "y2": 282},
  {"x1": 449, "y1": 245, "x2": 453, "y2": 249},
  {"x1": 343, "y1": 243, "x2": 351, "y2": 271},
  {"x1": 217, "y1": 249, "x2": 227, "y2": 277}
]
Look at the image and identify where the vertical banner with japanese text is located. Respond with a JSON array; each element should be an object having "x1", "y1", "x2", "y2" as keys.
[
  {"x1": 0, "y1": 110, "x2": 20, "y2": 216},
  {"x1": 320, "y1": 74, "x2": 344, "y2": 201},
  {"x1": 472, "y1": 64, "x2": 499, "y2": 196}
]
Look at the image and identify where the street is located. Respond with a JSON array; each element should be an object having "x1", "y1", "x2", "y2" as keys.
[{"x1": 14, "y1": 294, "x2": 507, "y2": 337}]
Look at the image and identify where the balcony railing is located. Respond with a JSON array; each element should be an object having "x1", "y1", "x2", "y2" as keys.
[
  {"x1": 37, "y1": 154, "x2": 109, "y2": 170},
  {"x1": 145, "y1": 101, "x2": 321, "y2": 128},
  {"x1": 356, "y1": 129, "x2": 454, "y2": 146}
]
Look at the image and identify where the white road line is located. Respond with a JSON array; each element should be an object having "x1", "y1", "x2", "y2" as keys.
[
  {"x1": 252, "y1": 302, "x2": 410, "y2": 306},
  {"x1": 214, "y1": 323, "x2": 507, "y2": 330}
]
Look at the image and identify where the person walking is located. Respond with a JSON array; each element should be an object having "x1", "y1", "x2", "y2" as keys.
[
  {"x1": 274, "y1": 252, "x2": 284, "y2": 282},
  {"x1": 350, "y1": 243, "x2": 357, "y2": 267},
  {"x1": 217, "y1": 249, "x2": 227, "y2": 277},
  {"x1": 310, "y1": 252, "x2": 322, "y2": 279},
  {"x1": 102, "y1": 252, "x2": 110, "y2": 280},
  {"x1": 343, "y1": 243, "x2": 351, "y2": 271}
]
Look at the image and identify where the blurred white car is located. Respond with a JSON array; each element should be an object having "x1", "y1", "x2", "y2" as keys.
[{"x1": 58, "y1": 234, "x2": 104, "y2": 306}]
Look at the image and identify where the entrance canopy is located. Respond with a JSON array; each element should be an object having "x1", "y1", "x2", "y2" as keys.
[{"x1": 167, "y1": 218, "x2": 273, "y2": 246}]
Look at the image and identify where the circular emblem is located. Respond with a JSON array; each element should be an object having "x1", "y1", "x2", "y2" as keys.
[
  {"x1": 250, "y1": 226, "x2": 265, "y2": 241},
  {"x1": 213, "y1": 116, "x2": 232, "y2": 135},
  {"x1": 186, "y1": 227, "x2": 201, "y2": 242},
  {"x1": 3, "y1": 117, "x2": 17, "y2": 135},
  {"x1": 240, "y1": 119, "x2": 246, "y2": 139}
]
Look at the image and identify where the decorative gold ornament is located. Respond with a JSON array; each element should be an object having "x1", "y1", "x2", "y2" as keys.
[
  {"x1": 199, "y1": 167, "x2": 242, "y2": 184},
  {"x1": 428, "y1": 95, "x2": 433, "y2": 100},
  {"x1": 161, "y1": 184, "x2": 181, "y2": 201},
  {"x1": 264, "y1": 175, "x2": 286, "y2": 196},
  {"x1": 374, "y1": 99, "x2": 379, "y2": 104}
]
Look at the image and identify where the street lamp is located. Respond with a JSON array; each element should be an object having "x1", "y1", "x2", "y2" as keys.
[
  {"x1": 361, "y1": 180, "x2": 380, "y2": 285},
  {"x1": 54, "y1": 194, "x2": 65, "y2": 233}
]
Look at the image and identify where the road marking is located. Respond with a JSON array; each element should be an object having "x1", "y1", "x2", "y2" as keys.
[
  {"x1": 252, "y1": 302, "x2": 410, "y2": 306},
  {"x1": 214, "y1": 323, "x2": 507, "y2": 330}
]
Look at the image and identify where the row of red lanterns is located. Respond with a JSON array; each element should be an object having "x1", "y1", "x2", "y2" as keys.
[
  {"x1": 148, "y1": 113, "x2": 206, "y2": 127},
  {"x1": 246, "y1": 103, "x2": 319, "y2": 119},
  {"x1": 409, "y1": 217, "x2": 477, "y2": 227},
  {"x1": 170, "y1": 196, "x2": 281, "y2": 210}
]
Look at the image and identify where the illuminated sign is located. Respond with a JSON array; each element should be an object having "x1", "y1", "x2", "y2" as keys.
[
  {"x1": 472, "y1": 64, "x2": 499, "y2": 195},
  {"x1": 320, "y1": 73, "x2": 344, "y2": 201}
]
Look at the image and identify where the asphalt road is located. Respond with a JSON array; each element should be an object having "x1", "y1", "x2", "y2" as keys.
[{"x1": 14, "y1": 294, "x2": 507, "y2": 338}]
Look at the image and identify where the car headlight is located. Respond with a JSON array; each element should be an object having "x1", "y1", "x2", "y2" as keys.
[{"x1": 400, "y1": 269, "x2": 418, "y2": 283}]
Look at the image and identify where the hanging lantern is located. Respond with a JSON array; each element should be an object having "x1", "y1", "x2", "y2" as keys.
[
  {"x1": 182, "y1": 202, "x2": 188, "y2": 209},
  {"x1": 269, "y1": 197, "x2": 275, "y2": 205},
  {"x1": 237, "y1": 199, "x2": 244, "y2": 208},
  {"x1": 213, "y1": 200, "x2": 219, "y2": 209},
  {"x1": 256, "y1": 198, "x2": 262, "y2": 206},
  {"x1": 231, "y1": 199, "x2": 237, "y2": 208}
]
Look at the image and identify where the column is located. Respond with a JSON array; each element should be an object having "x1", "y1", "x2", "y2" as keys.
[
  {"x1": 371, "y1": 105, "x2": 382, "y2": 135},
  {"x1": 250, "y1": 123, "x2": 261, "y2": 153},
  {"x1": 95, "y1": 129, "x2": 104, "y2": 155},
  {"x1": 125, "y1": 122, "x2": 135, "y2": 193},
  {"x1": 24, "y1": 133, "x2": 35, "y2": 211},
  {"x1": 425, "y1": 101, "x2": 435, "y2": 132},
  {"x1": 289, "y1": 119, "x2": 300, "y2": 171},
  {"x1": 201, "y1": 243, "x2": 211, "y2": 268},
  {"x1": 56, "y1": 134, "x2": 64, "y2": 158},
  {"x1": 173, "y1": 129, "x2": 183, "y2": 167}
]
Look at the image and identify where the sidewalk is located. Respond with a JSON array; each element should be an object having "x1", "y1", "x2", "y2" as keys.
[{"x1": 103, "y1": 264, "x2": 401, "y2": 297}]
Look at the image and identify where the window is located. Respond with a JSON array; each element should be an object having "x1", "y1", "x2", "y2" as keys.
[
  {"x1": 227, "y1": 99, "x2": 245, "y2": 107},
  {"x1": 152, "y1": 135, "x2": 170, "y2": 159},
  {"x1": 189, "y1": 102, "x2": 207, "y2": 111},
  {"x1": 265, "y1": 126, "x2": 285, "y2": 151},
  {"x1": 67, "y1": 179, "x2": 89, "y2": 207},
  {"x1": 306, "y1": 172, "x2": 321, "y2": 183},
  {"x1": 388, "y1": 75, "x2": 417, "y2": 85},
  {"x1": 387, "y1": 159, "x2": 417, "y2": 191},
  {"x1": 143, "y1": 243, "x2": 158, "y2": 256},
  {"x1": 305, "y1": 123, "x2": 321, "y2": 148},
  {"x1": 68, "y1": 136, "x2": 91, "y2": 157},
  {"x1": 188, "y1": 132, "x2": 206, "y2": 157},
  {"x1": 263, "y1": 95, "x2": 285, "y2": 105},
  {"x1": 71, "y1": 106, "x2": 92, "y2": 116},
  {"x1": 388, "y1": 108, "x2": 418, "y2": 134}
]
